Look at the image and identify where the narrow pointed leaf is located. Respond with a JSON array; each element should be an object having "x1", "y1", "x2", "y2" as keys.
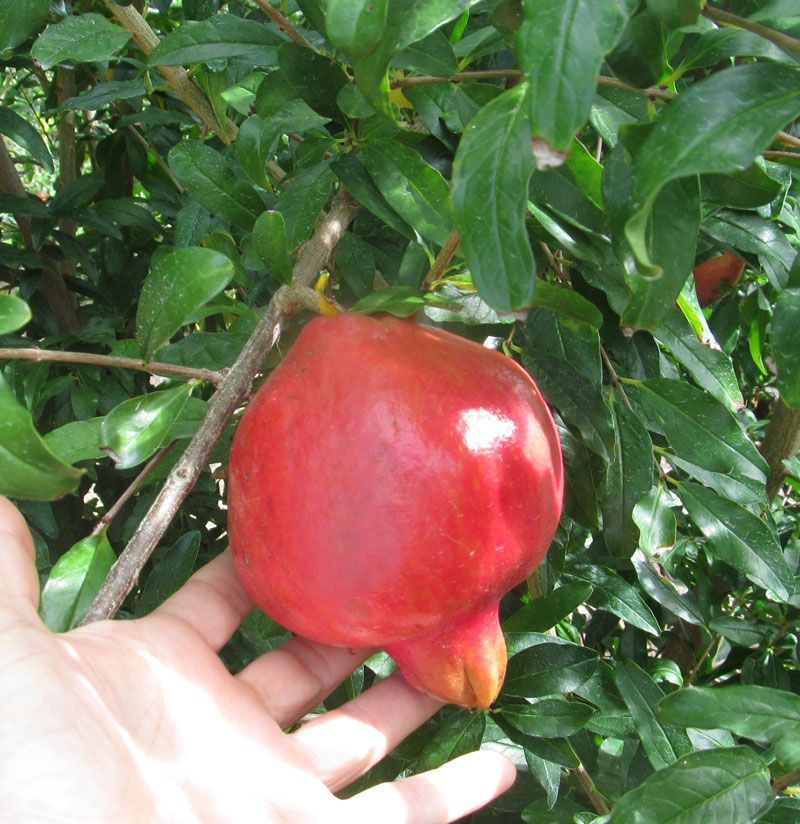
[
  {"x1": 252, "y1": 211, "x2": 293, "y2": 284},
  {"x1": 0, "y1": 107, "x2": 52, "y2": 171},
  {"x1": 772, "y1": 288, "x2": 800, "y2": 408}
]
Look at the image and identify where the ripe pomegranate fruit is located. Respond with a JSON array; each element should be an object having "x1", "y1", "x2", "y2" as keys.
[
  {"x1": 227, "y1": 313, "x2": 563, "y2": 708},
  {"x1": 693, "y1": 252, "x2": 745, "y2": 306}
]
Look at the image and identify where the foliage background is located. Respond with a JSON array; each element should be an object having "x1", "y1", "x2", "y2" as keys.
[{"x1": 1, "y1": 0, "x2": 800, "y2": 821}]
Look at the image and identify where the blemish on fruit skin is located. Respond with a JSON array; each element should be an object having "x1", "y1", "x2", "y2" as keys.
[{"x1": 244, "y1": 553, "x2": 252, "y2": 566}]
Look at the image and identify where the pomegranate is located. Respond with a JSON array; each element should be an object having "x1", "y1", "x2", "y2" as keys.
[
  {"x1": 693, "y1": 252, "x2": 745, "y2": 306},
  {"x1": 227, "y1": 313, "x2": 563, "y2": 708}
]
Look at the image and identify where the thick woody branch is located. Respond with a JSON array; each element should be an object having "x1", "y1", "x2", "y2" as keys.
[
  {"x1": 81, "y1": 188, "x2": 360, "y2": 623},
  {"x1": 0, "y1": 348, "x2": 224, "y2": 385},
  {"x1": 761, "y1": 399, "x2": 800, "y2": 500},
  {"x1": 423, "y1": 229, "x2": 460, "y2": 289}
]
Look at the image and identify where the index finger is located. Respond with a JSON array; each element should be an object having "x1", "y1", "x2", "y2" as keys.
[{"x1": 0, "y1": 497, "x2": 40, "y2": 614}]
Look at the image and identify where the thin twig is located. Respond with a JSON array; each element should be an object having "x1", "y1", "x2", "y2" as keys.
[
  {"x1": 81, "y1": 188, "x2": 361, "y2": 623},
  {"x1": 685, "y1": 633, "x2": 721, "y2": 686},
  {"x1": 250, "y1": 0, "x2": 316, "y2": 49},
  {"x1": 600, "y1": 346, "x2": 634, "y2": 413},
  {"x1": 773, "y1": 767, "x2": 800, "y2": 792},
  {"x1": 703, "y1": 6, "x2": 800, "y2": 54},
  {"x1": 574, "y1": 763, "x2": 610, "y2": 815},
  {"x1": 125, "y1": 124, "x2": 184, "y2": 192},
  {"x1": 91, "y1": 443, "x2": 176, "y2": 537},
  {"x1": 763, "y1": 150, "x2": 800, "y2": 160},
  {"x1": 779, "y1": 131, "x2": 800, "y2": 149},
  {"x1": 0, "y1": 348, "x2": 224, "y2": 385},
  {"x1": 423, "y1": 229, "x2": 461, "y2": 289}
]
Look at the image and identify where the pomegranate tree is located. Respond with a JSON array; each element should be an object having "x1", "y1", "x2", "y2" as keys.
[{"x1": 228, "y1": 313, "x2": 563, "y2": 708}]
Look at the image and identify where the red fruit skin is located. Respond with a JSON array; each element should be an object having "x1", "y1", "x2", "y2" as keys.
[
  {"x1": 693, "y1": 252, "x2": 745, "y2": 307},
  {"x1": 227, "y1": 313, "x2": 564, "y2": 707}
]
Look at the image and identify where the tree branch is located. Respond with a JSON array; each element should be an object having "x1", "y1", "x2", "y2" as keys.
[
  {"x1": 574, "y1": 763, "x2": 610, "y2": 815},
  {"x1": 250, "y1": 0, "x2": 315, "y2": 49},
  {"x1": 760, "y1": 399, "x2": 800, "y2": 500},
  {"x1": 703, "y1": 6, "x2": 800, "y2": 54},
  {"x1": 0, "y1": 348, "x2": 225, "y2": 385},
  {"x1": 81, "y1": 188, "x2": 361, "y2": 623},
  {"x1": 773, "y1": 767, "x2": 800, "y2": 792},
  {"x1": 423, "y1": 229, "x2": 460, "y2": 289}
]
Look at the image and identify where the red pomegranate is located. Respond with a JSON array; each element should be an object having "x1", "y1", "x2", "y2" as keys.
[
  {"x1": 693, "y1": 252, "x2": 745, "y2": 307},
  {"x1": 227, "y1": 313, "x2": 563, "y2": 708}
]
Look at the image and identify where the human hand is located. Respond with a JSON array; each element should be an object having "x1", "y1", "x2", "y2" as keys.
[{"x1": 0, "y1": 497, "x2": 515, "y2": 823}]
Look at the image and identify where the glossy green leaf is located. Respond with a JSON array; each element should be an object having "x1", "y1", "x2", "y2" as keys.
[
  {"x1": 772, "y1": 288, "x2": 800, "y2": 408},
  {"x1": 31, "y1": 14, "x2": 131, "y2": 69},
  {"x1": 632, "y1": 550, "x2": 705, "y2": 626},
  {"x1": 136, "y1": 247, "x2": 235, "y2": 361},
  {"x1": 654, "y1": 307, "x2": 743, "y2": 412},
  {"x1": 645, "y1": 0, "x2": 702, "y2": 28},
  {"x1": 708, "y1": 616, "x2": 772, "y2": 647},
  {"x1": 334, "y1": 232, "x2": 376, "y2": 299},
  {"x1": 530, "y1": 281, "x2": 603, "y2": 328},
  {"x1": 632, "y1": 485, "x2": 676, "y2": 556},
  {"x1": 325, "y1": 0, "x2": 387, "y2": 57},
  {"x1": 137, "y1": 531, "x2": 201, "y2": 615},
  {"x1": 149, "y1": 13, "x2": 283, "y2": 66},
  {"x1": 505, "y1": 640, "x2": 598, "y2": 698},
  {"x1": 352, "y1": 285, "x2": 426, "y2": 317},
  {"x1": 278, "y1": 43, "x2": 348, "y2": 122},
  {"x1": 40, "y1": 534, "x2": 115, "y2": 632},
  {"x1": 609, "y1": 747, "x2": 773, "y2": 824},
  {"x1": 252, "y1": 211, "x2": 293, "y2": 284},
  {"x1": 413, "y1": 710, "x2": 485, "y2": 772},
  {"x1": 702, "y1": 162, "x2": 783, "y2": 210},
  {"x1": 361, "y1": 137, "x2": 452, "y2": 246},
  {"x1": 626, "y1": 63, "x2": 800, "y2": 274},
  {"x1": 0, "y1": 107, "x2": 52, "y2": 171},
  {"x1": 43, "y1": 418, "x2": 105, "y2": 465},
  {"x1": 666, "y1": 451, "x2": 766, "y2": 506},
  {"x1": 678, "y1": 481, "x2": 793, "y2": 601},
  {"x1": 637, "y1": 379, "x2": 767, "y2": 484},
  {"x1": 566, "y1": 564, "x2": 660, "y2": 635},
  {"x1": 0, "y1": 0, "x2": 50, "y2": 50},
  {"x1": 517, "y1": 0, "x2": 628, "y2": 156},
  {"x1": 613, "y1": 660, "x2": 692, "y2": 771},
  {"x1": 452, "y1": 84, "x2": 535, "y2": 311},
  {"x1": 503, "y1": 582, "x2": 594, "y2": 633},
  {"x1": 275, "y1": 161, "x2": 336, "y2": 250},
  {"x1": 168, "y1": 141, "x2": 263, "y2": 231},
  {"x1": 59, "y1": 81, "x2": 146, "y2": 111},
  {"x1": 100, "y1": 383, "x2": 195, "y2": 470},
  {"x1": 601, "y1": 400, "x2": 654, "y2": 557},
  {"x1": 395, "y1": 29, "x2": 459, "y2": 77},
  {"x1": 0, "y1": 294, "x2": 31, "y2": 334},
  {"x1": 0, "y1": 385, "x2": 83, "y2": 501},
  {"x1": 497, "y1": 698, "x2": 594, "y2": 738},
  {"x1": 234, "y1": 116, "x2": 281, "y2": 189}
]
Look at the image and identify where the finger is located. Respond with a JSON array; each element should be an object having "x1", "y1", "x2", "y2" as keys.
[
  {"x1": 293, "y1": 671, "x2": 441, "y2": 792},
  {"x1": 148, "y1": 549, "x2": 253, "y2": 650},
  {"x1": 237, "y1": 636, "x2": 374, "y2": 728},
  {"x1": 345, "y1": 750, "x2": 517, "y2": 824},
  {"x1": 0, "y1": 496, "x2": 40, "y2": 614}
]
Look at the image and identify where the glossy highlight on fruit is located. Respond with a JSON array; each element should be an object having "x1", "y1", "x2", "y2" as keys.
[
  {"x1": 693, "y1": 252, "x2": 745, "y2": 307},
  {"x1": 227, "y1": 313, "x2": 564, "y2": 708}
]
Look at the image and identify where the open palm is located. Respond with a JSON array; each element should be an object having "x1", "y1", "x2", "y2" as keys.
[{"x1": 0, "y1": 498, "x2": 514, "y2": 823}]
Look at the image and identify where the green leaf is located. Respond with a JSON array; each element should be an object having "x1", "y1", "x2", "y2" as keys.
[
  {"x1": 505, "y1": 640, "x2": 598, "y2": 698},
  {"x1": 0, "y1": 385, "x2": 83, "y2": 501},
  {"x1": 678, "y1": 481, "x2": 793, "y2": 602},
  {"x1": 136, "y1": 247, "x2": 235, "y2": 362},
  {"x1": 413, "y1": 710, "x2": 485, "y2": 772},
  {"x1": 632, "y1": 550, "x2": 705, "y2": 626},
  {"x1": 525, "y1": 753, "x2": 561, "y2": 810},
  {"x1": 0, "y1": 107, "x2": 52, "y2": 171},
  {"x1": 395, "y1": 29, "x2": 459, "y2": 77},
  {"x1": 0, "y1": 0, "x2": 50, "y2": 50},
  {"x1": 168, "y1": 141, "x2": 264, "y2": 231},
  {"x1": 234, "y1": 116, "x2": 281, "y2": 188},
  {"x1": 361, "y1": 137, "x2": 453, "y2": 246},
  {"x1": 325, "y1": 0, "x2": 387, "y2": 57},
  {"x1": 275, "y1": 161, "x2": 336, "y2": 249},
  {"x1": 772, "y1": 288, "x2": 800, "y2": 408},
  {"x1": 278, "y1": 42, "x2": 348, "y2": 122},
  {"x1": 654, "y1": 307, "x2": 743, "y2": 413},
  {"x1": 40, "y1": 535, "x2": 115, "y2": 632},
  {"x1": 137, "y1": 531, "x2": 201, "y2": 615},
  {"x1": 452, "y1": 84, "x2": 535, "y2": 311},
  {"x1": 59, "y1": 80, "x2": 146, "y2": 111},
  {"x1": 252, "y1": 211, "x2": 293, "y2": 284},
  {"x1": 531, "y1": 281, "x2": 603, "y2": 329},
  {"x1": 503, "y1": 582, "x2": 594, "y2": 633},
  {"x1": 632, "y1": 485, "x2": 676, "y2": 556},
  {"x1": 566, "y1": 564, "x2": 660, "y2": 635},
  {"x1": 637, "y1": 378, "x2": 767, "y2": 484},
  {"x1": 708, "y1": 616, "x2": 771, "y2": 648},
  {"x1": 608, "y1": 747, "x2": 773, "y2": 824},
  {"x1": 43, "y1": 418, "x2": 105, "y2": 465},
  {"x1": 0, "y1": 294, "x2": 31, "y2": 335},
  {"x1": 100, "y1": 383, "x2": 195, "y2": 470},
  {"x1": 149, "y1": 13, "x2": 283, "y2": 66},
  {"x1": 626, "y1": 63, "x2": 800, "y2": 274},
  {"x1": 613, "y1": 660, "x2": 692, "y2": 771},
  {"x1": 497, "y1": 697, "x2": 594, "y2": 738},
  {"x1": 702, "y1": 162, "x2": 783, "y2": 210},
  {"x1": 601, "y1": 400, "x2": 655, "y2": 557},
  {"x1": 645, "y1": 0, "x2": 703, "y2": 28},
  {"x1": 331, "y1": 155, "x2": 414, "y2": 238},
  {"x1": 31, "y1": 14, "x2": 132, "y2": 69},
  {"x1": 352, "y1": 285, "x2": 426, "y2": 317},
  {"x1": 517, "y1": 0, "x2": 628, "y2": 157},
  {"x1": 334, "y1": 232, "x2": 376, "y2": 299}
]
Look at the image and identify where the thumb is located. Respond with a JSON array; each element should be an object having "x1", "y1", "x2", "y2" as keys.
[{"x1": 0, "y1": 497, "x2": 41, "y2": 615}]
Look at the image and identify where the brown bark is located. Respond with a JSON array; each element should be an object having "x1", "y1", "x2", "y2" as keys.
[{"x1": 761, "y1": 399, "x2": 800, "y2": 500}]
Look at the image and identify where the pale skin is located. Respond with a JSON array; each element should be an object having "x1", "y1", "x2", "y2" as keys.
[{"x1": 0, "y1": 497, "x2": 516, "y2": 823}]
